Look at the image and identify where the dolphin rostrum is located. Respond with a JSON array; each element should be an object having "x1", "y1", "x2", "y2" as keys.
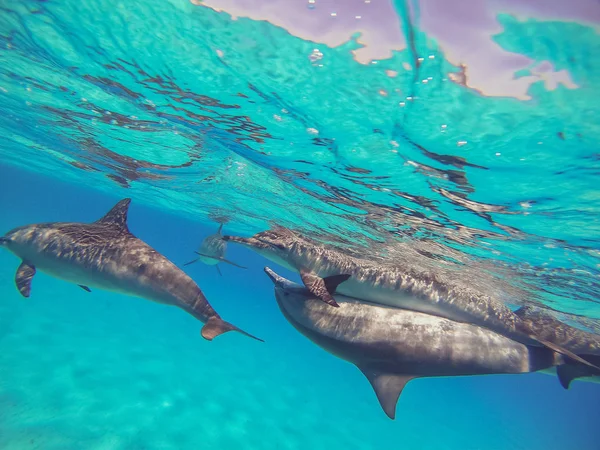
[
  {"x1": 224, "y1": 227, "x2": 598, "y2": 368},
  {"x1": 264, "y1": 267, "x2": 599, "y2": 419},
  {"x1": 0, "y1": 198, "x2": 262, "y2": 342},
  {"x1": 183, "y1": 224, "x2": 246, "y2": 275}
]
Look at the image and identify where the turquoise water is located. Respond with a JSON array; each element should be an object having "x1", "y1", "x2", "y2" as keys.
[{"x1": 1, "y1": 1, "x2": 600, "y2": 448}]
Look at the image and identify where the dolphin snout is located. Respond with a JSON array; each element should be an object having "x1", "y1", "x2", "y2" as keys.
[
  {"x1": 264, "y1": 267, "x2": 285, "y2": 287},
  {"x1": 222, "y1": 235, "x2": 248, "y2": 244},
  {"x1": 264, "y1": 267, "x2": 306, "y2": 292}
]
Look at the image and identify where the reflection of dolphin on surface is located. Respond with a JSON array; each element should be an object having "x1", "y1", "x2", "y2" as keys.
[
  {"x1": 225, "y1": 227, "x2": 598, "y2": 369},
  {"x1": 264, "y1": 267, "x2": 600, "y2": 419},
  {"x1": 184, "y1": 224, "x2": 246, "y2": 276},
  {"x1": 0, "y1": 199, "x2": 261, "y2": 342}
]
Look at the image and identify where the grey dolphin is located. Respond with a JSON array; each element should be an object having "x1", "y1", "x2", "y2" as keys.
[
  {"x1": 263, "y1": 267, "x2": 599, "y2": 419},
  {"x1": 224, "y1": 227, "x2": 597, "y2": 368},
  {"x1": 183, "y1": 224, "x2": 246, "y2": 275},
  {"x1": 0, "y1": 198, "x2": 262, "y2": 342}
]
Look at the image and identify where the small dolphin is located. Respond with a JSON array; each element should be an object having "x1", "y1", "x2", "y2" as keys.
[
  {"x1": 183, "y1": 224, "x2": 246, "y2": 275},
  {"x1": 264, "y1": 267, "x2": 599, "y2": 419},
  {"x1": 225, "y1": 227, "x2": 597, "y2": 368},
  {"x1": 0, "y1": 198, "x2": 261, "y2": 342}
]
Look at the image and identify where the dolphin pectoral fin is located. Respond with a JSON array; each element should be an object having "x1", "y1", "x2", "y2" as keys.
[
  {"x1": 323, "y1": 274, "x2": 351, "y2": 295},
  {"x1": 358, "y1": 366, "x2": 416, "y2": 420},
  {"x1": 193, "y1": 252, "x2": 247, "y2": 269},
  {"x1": 15, "y1": 262, "x2": 36, "y2": 298},
  {"x1": 183, "y1": 258, "x2": 200, "y2": 266},
  {"x1": 533, "y1": 337, "x2": 600, "y2": 370},
  {"x1": 299, "y1": 269, "x2": 340, "y2": 307},
  {"x1": 200, "y1": 316, "x2": 264, "y2": 342},
  {"x1": 78, "y1": 285, "x2": 92, "y2": 292},
  {"x1": 216, "y1": 265, "x2": 222, "y2": 277}
]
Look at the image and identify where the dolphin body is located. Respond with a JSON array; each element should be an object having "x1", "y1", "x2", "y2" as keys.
[
  {"x1": 183, "y1": 224, "x2": 246, "y2": 275},
  {"x1": 264, "y1": 267, "x2": 600, "y2": 419},
  {"x1": 225, "y1": 227, "x2": 597, "y2": 368},
  {"x1": 0, "y1": 198, "x2": 261, "y2": 342}
]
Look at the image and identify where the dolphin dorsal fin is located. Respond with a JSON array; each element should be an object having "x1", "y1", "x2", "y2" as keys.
[
  {"x1": 217, "y1": 223, "x2": 224, "y2": 235},
  {"x1": 358, "y1": 366, "x2": 416, "y2": 420},
  {"x1": 96, "y1": 198, "x2": 131, "y2": 232}
]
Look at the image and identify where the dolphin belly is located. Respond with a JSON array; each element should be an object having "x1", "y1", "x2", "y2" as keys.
[{"x1": 334, "y1": 278, "x2": 474, "y2": 323}]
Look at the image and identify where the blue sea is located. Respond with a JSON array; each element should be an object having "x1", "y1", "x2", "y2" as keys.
[{"x1": 1, "y1": 1, "x2": 600, "y2": 449}]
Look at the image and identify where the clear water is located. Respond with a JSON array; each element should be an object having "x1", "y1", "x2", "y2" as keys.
[{"x1": 1, "y1": 1, "x2": 599, "y2": 449}]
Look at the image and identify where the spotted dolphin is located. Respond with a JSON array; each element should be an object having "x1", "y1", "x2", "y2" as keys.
[
  {"x1": 183, "y1": 224, "x2": 246, "y2": 276},
  {"x1": 225, "y1": 227, "x2": 597, "y2": 368},
  {"x1": 264, "y1": 267, "x2": 599, "y2": 419},
  {"x1": 0, "y1": 199, "x2": 261, "y2": 342}
]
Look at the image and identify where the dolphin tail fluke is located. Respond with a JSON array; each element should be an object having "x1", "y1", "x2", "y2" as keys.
[
  {"x1": 533, "y1": 337, "x2": 600, "y2": 371},
  {"x1": 201, "y1": 316, "x2": 264, "y2": 343}
]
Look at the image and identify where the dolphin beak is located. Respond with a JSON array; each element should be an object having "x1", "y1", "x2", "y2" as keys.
[
  {"x1": 264, "y1": 267, "x2": 306, "y2": 291},
  {"x1": 223, "y1": 235, "x2": 250, "y2": 245},
  {"x1": 264, "y1": 267, "x2": 285, "y2": 287},
  {"x1": 223, "y1": 235, "x2": 269, "y2": 250}
]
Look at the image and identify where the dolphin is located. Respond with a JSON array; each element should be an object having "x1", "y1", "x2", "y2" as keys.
[
  {"x1": 263, "y1": 267, "x2": 600, "y2": 419},
  {"x1": 0, "y1": 198, "x2": 262, "y2": 342},
  {"x1": 224, "y1": 227, "x2": 597, "y2": 368},
  {"x1": 183, "y1": 224, "x2": 246, "y2": 275}
]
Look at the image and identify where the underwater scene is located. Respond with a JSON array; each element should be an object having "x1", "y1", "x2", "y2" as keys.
[{"x1": 1, "y1": 0, "x2": 600, "y2": 448}]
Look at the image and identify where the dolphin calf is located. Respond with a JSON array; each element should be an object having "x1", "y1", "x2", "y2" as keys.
[
  {"x1": 263, "y1": 267, "x2": 599, "y2": 419},
  {"x1": 0, "y1": 198, "x2": 261, "y2": 342},
  {"x1": 183, "y1": 224, "x2": 246, "y2": 275},
  {"x1": 225, "y1": 227, "x2": 597, "y2": 368}
]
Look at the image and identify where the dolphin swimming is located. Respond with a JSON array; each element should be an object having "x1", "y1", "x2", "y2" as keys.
[
  {"x1": 264, "y1": 267, "x2": 599, "y2": 419},
  {"x1": 0, "y1": 198, "x2": 262, "y2": 342},
  {"x1": 183, "y1": 224, "x2": 246, "y2": 275},
  {"x1": 225, "y1": 227, "x2": 597, "y2": 368}
]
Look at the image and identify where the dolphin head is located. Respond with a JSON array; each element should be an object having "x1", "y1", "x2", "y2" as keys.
[
  {"x1": 1, "y1": 224, "x2": 42, "y2": 255},
  {"x1": 264, "y1": 267, "x2": 309, "y2": 305},
  {"x1": 224, "y1": 227, "x2": 300, "y2": 269}
]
